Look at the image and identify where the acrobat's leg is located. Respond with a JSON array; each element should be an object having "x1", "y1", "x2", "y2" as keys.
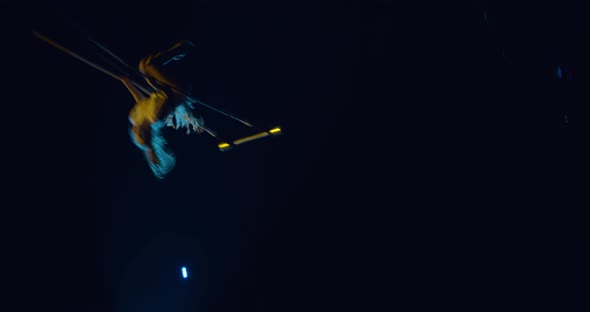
[
  {"x1": 138, "y1": 41, "x2": 194, "y2": 91},
  {"x1": 120, "y1": 76, "x2": 147, "y2": 103},
  {"x1": 139, "y1": 57, "x2": 180, "y2": 92},
  {"x1": 146, "y1": 40, "x2": 194, "y2": 69}
]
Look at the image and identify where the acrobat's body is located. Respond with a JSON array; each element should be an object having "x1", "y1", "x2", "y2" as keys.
[{"x1": 121, "y1": 40, "x2": 204, "y2": 179}]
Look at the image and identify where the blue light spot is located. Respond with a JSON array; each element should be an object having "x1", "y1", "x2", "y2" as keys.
[
  {"x1": 181, "y1": 266, "x2": 188, "y2": 279},
  {"x1": 556, "y1": 66, "x2": 563, "y2": 79},
  {"x1": 565, "y1": 114, "x2": 568, "y2": 125}
]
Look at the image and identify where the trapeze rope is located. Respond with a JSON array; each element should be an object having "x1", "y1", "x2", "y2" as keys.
[
  {"x1": 32, "y1": 30, "x2": 152, "y2": 96},
  {"x1": 86, "y1": 36, "x2": 254, "y2": 128},
  {"x1": 34, "y1": 30, "x2": 256, "y2": 130}
]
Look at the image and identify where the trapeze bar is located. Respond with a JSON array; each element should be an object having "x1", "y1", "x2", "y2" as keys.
[{"x1": 217, "y1": 127, "x2": 282, "y2": 151}]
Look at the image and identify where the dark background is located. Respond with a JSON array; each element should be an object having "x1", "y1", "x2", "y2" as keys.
[{"x1": 4, "y1": 0, "x2": 589, "y2": 311}]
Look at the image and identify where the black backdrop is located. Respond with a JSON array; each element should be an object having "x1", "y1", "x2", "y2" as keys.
[{"x1": 4, "y1": 1, "x2": 588, "y2": 311}]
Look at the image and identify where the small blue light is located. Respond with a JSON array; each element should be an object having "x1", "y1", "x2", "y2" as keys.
[
  {"x1": 181, "y1": 266, "x2": 188, "y2": 279},
  {"x1": 556, "y1": 66, "x2": 563, "y2": 79}
]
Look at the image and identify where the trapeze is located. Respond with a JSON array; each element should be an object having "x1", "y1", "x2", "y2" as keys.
[{"x1": 33, "y1": 30, "x2": 283, "y2": 179}]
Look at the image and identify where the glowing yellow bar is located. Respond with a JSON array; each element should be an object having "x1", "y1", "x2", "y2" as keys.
[
  {"x1": 218, "y1": 127, "x2": 282, "y2": 151},
  {"x1": 269, "y1": 127, "x2": 281, "y2": 134},
  {"x1": 233, "y1": 132, "x2": 269, "y2": 145},
  {"x1": 218, "y1": 142, "x2": 231, "y2": 150}
]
